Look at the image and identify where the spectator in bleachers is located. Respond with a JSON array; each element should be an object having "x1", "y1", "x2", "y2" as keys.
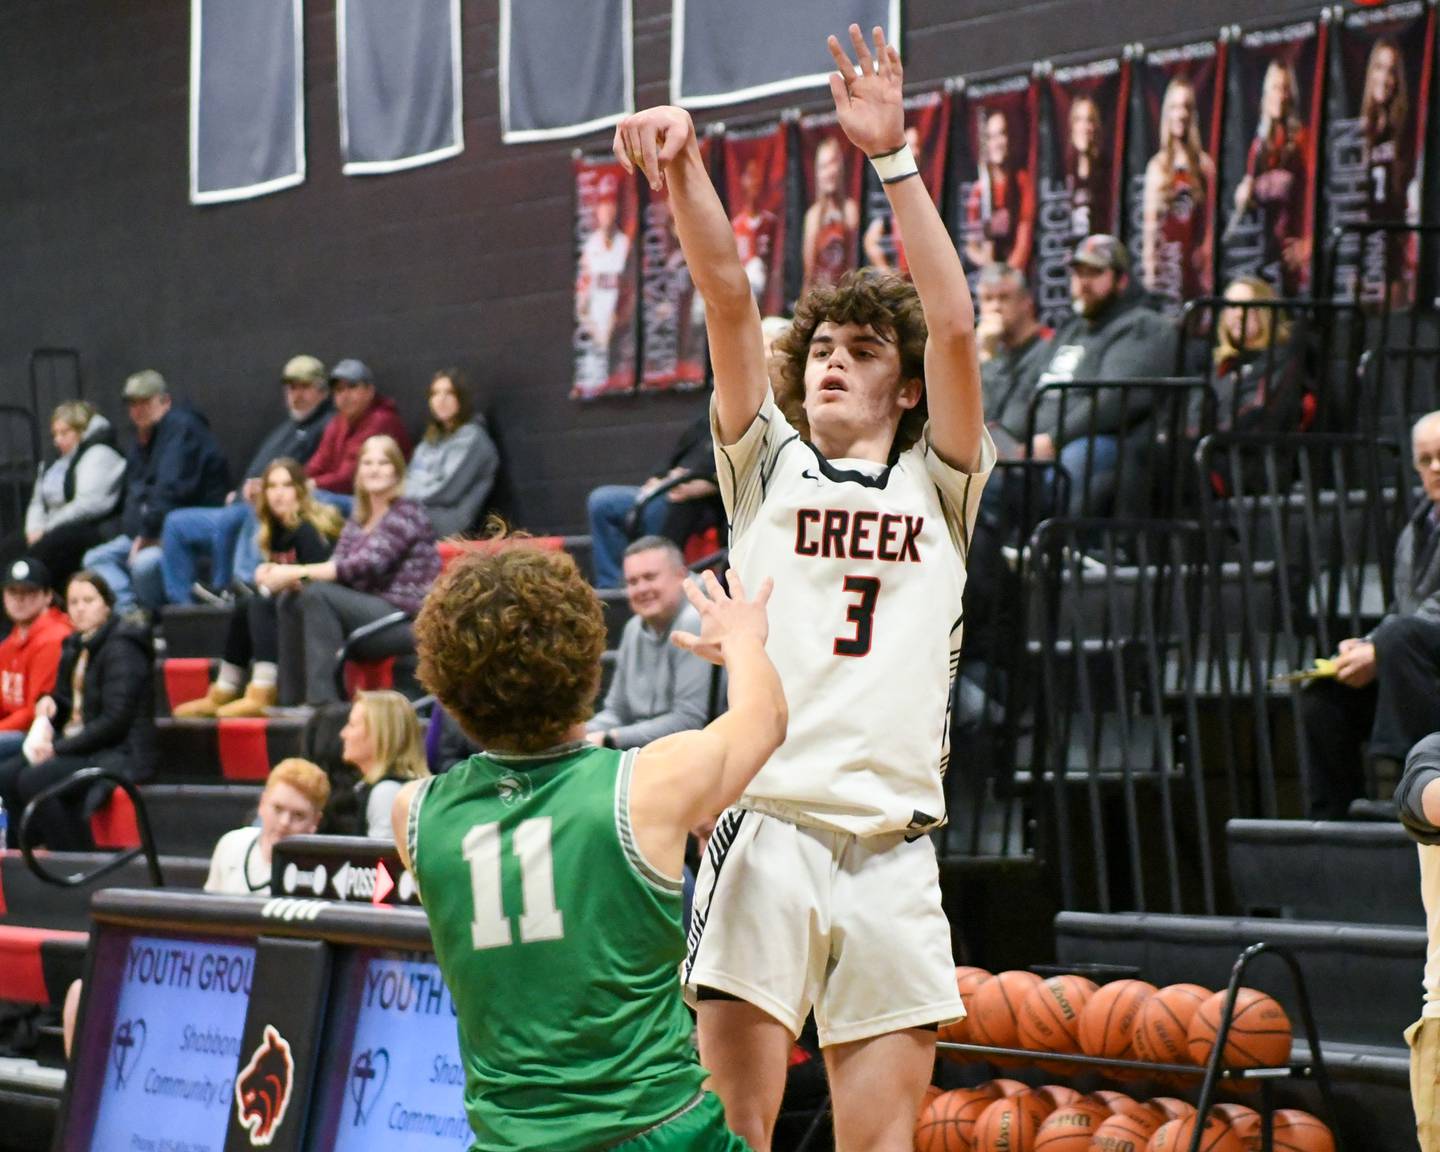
[
  {"x1": 1299, "y1": 410, "x2": 1440, "y2": 819},
  {"x1": 340, "y1": 689, "x2": 428, "y2": 839},
  {"x1": 0, "y1": 570, "x2": 153, "y2": 849},
  {"x1": 977, "y1": 264, "x2": 1053, "y2": 458},
  {"x1": 173, "y1": 459, "x2": 345, "y2": 718},
  {"x1": 1207, "y1": 275, "x2": 1306, "y2": 436},
  {"x1": 205, "y1": 757, "x2": 331, "y2": 892},
  {"x1": 403, "y1": 369, "x2": 500, "y2": 538},
  {"x1": 279, "y1": 436, "x2": 441, "y2": 705},
  {"x1": 1033, "y1": 234, "x2": 1178, "y2": 513},
  {"x1": 82, "y1": 371, "x2": 230, "y2": 616},
  {"x1": 586, "y1": 409, "x2": 719, "y2": 588},
  {"x1": 0, "y1": 558, "x2": 72, "y2": 761},
  {"x1": 305, "y1": 359, "x2": 412, "y2": 516},
  {"x1": 585, "y1": 537, "x2": 711, "y2": 750},
  {"x1": 159, "y1": 354, "x2": 333, "y2": 606},
  {"x1": 1395, "y1": 733, "x2": 1440, "y2": 1150},
  {"x1": 10, "y1": 402, "x2": 126, "y2": 589}
]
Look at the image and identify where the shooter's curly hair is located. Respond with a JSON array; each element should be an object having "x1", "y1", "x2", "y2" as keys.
[
  {"x1": 771, "y1": 268, "x2": 930, "y2": 453},
  {"x1": 414, "y1": 537, "x2": 607, "y2": 753}
]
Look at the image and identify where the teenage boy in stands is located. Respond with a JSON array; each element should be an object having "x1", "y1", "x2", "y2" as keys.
[
  {"x1": 305, "y1": 359, "x2": 412, "y2": 515},
  {"x1": 0, "y1": 557, "x2": 71, "y2": 761}
]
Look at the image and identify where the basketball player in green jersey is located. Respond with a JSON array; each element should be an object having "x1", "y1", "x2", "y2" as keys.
[{"x1": 392, "y1": 544, "x2": 783, "y2": 1152}]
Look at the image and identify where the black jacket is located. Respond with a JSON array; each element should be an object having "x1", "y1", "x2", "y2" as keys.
[
  {"x1": 120, "y1": 407, "x2": 231, "y2": 540},
  {"x1": 242, "y1": 398, "x2": 335, "y2": 480},
  {"x1": 49, "y1": 616, "x2": 156, "y2": 777}
]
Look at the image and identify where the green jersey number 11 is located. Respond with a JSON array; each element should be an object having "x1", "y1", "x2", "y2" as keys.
[{"x1": 462, "y1": 818, "x2": 566, "y2": 949}]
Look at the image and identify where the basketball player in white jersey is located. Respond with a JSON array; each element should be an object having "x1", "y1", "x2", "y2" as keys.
[{"x1": 614, "y1": 24, "x2": 992, "y2": 1152}]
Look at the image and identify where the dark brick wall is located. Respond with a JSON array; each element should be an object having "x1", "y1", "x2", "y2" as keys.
[{"x1": 0, "y1": 0, "x2": 1318, "y2": 531}]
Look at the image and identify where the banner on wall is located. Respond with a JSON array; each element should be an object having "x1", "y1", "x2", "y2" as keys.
[
  {"x1": 640, "y1": 138, "x2": 713, "y2": 391},
  {"x1": 861, "y1": 90, "x2": 951, "y2": 278},
  {"x1": 721, "y1": 122, "x2": 791, "y2": 319},
  {"x1": 339, "y1": 0, "x2": 463, "y2": 175},
  {"x1": 1126, "y1": 38, "x2": 1226, "y2": 315},
  {"x1": 573, "y1": 155, "x2": 640, "y2": 400},
  {"x1": 189, "y1": 0, "x2": 305, "y2": 205},
  {"x1": 1035, "y1": 56, "x2": 1130, "y2": 329},
  {"x1": 673, "y1": 0, "x2": 898, "y2": 109},
  {"x1": 949, "y1": 74, "x2": 1040, "y2": 286},
  {"x1": 797, "y1": 112, "x2": 866, "y2": 297},
  {"x1": 501, "y1": 0, "x2": 634, "y2": 143},
  {"x1": 1324, "y1": 0, "x2": 1435, "y2": 307},
  {"x1": 1219, "y1": 18, "x2": 1328, "y2": 298}
]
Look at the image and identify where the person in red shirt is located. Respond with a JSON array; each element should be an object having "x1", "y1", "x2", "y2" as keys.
[
  {"x1": 305, "y1": 359, "x2": 413, "y2": 515},
  {"x1": 0, "y1": 557, "x2": 73, "y2": 761}
]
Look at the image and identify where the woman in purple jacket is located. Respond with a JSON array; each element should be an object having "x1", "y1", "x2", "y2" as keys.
[{"x1": 276, "y1": 436, "x2": 440, "y2": 705}]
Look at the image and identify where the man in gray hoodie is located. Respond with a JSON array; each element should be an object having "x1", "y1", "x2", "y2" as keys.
[{"x1": 585, "y1": 536, "x2": 712, "y2": 750}]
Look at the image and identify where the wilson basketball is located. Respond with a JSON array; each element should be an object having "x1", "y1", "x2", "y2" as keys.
[
  {"x1": 1132, "y1": 984, "x2": 1211, "y2": 1065},
  {"x1": 915, "y1": 1086, "x2": 999, "y2": 1152},
  {"x1": 1034, "y1": 1101, "x2": 1111, "y2": 1151},
  {"x1": 939, "y1": 966, "x2": 994, "y2": 1058},
  {"x1": 986, "y1": 1079, "x2": 1028, "y2": 1098},
  {"x1": 1035, "y1": 1084, "x2": 1081, "y2": 1110},
  {"x1": 1212, "y1": 1103, "x2": 1260, "y2": 1148},
  {"x1": 1014, "y1": 1089, "x2": 1056, "y2": 1127},
  {"x1": 973, "y1": 1095, "x2": 1040, "y2": 1152},
  {"x1": 1018, "y1": 974, "x2": 1098, "y2": 1053},
  {"x1": 1187, "y1": 988, "x2": 1292, "y2": 1069},
  {"x1": 1091, "y1": 1106, "x2": 1163, "y2": 1152},
  {"x1": 1079, "y1": 979, "x2": 1157, "y2": 1059},
  {"x1": 969, "y1": 970, "x2": 1044, "y2": 1055},
  {"x1": 923, "y1": 1084, "x2": 943, "y2": 1108},
  {"x1": 1271, "y1": 1109, "x2": 1335, "y2": 1152},
  {"x1": 1092, "y1": 1091, "x2": 1158, "y2": 1122},
  {"x1": 1147, "y1": 1113, "x2": 1243, "y2": 1152},
  {"x1": 1150, "y1": 1097, "x2": 1195, "y2": 1121}
]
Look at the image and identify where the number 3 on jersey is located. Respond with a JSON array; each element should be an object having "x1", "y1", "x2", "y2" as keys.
[
  {"x1": 463, "y1": 819, "x2": 565, "y2": 949},
  {"x1": 834, "y1": 575, "x2": 880, "y2": 657}
]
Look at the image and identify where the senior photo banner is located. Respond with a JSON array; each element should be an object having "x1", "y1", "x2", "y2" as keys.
[
  {"x1": 1219, "y1": 17, "x2": 1328, "y2": 298},
  {"x1": 338, "y1": 0, "x2": 463, "y2": 175},
  {"x1": 672, "y1": 0, "x2": 899, "y2": 109},
  {"x1": 189, "y1": 0, "x2": 304, "y2": 205},
  {"x1": 721, "y1": 121, "x2": 792, "y2": 319},
  {"x1": 949, "y1": 74, "x2": 1040, "y2": 288},
  {"x1": 1035, "y1": 56, "x2": 1131, "y2": 329},
  {"x1": 501, "y1": 0, "x2": 634, "y2": 144},
  {"x1": 640, "y1": 137, "x2": 713, "y2": 391},
  {"x1": 1324, "y1": 0, "x2": 1435, "y2": 308},
  {"x1": 797, "y1": 111, "x2": 867, "y2": 298},
  {"x1": 573, "y1": 156, "x2": 640, "y2": 400},
  {"x1": 1126, "y1": 38, "x2": 1227, "y2": 315},
  {"x1": 861, "y1": 89, "x2": 951, "y2": 279}
]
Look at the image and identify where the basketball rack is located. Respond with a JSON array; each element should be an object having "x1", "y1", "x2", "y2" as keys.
[{"x1": 935, "y1": 943, "x2": 1343, "y2": 1152}]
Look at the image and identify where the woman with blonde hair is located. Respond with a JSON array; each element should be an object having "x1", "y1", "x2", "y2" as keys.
[
  {"x1": 1142, "y1": 76, "x2": 1217, "y2": 303},
  {"x1": 176, "y1": 458, "x2": 345, "y2": 717},
  {"x1": 1208, "y1": 275, "x2": 1305, "y2": 436},
  {"x1": 339, "y1": 690, "x2": 428, "y2": 839}
]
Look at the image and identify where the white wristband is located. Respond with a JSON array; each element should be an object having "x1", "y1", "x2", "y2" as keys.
[{"x1": 870, "y1": 142, "x2": 919, "y2": 185}]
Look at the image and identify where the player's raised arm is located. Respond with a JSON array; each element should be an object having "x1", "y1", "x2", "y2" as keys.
[
  {"x1": 614, "y1": 107, "x2": 767, "y2": 444},
  {"x1": 827, "y1": 24, "x2": 985, "y2": 473}
]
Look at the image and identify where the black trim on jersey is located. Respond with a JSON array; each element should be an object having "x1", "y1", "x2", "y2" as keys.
[
  {"x1": 804, "y1": 440, "x2": 900, "y2": 489},
  {"x1": 683, "y1": 808, "x2": 747, "y2": 984}
]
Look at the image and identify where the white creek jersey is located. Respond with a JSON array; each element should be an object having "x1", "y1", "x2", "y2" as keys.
[{"x1": 715, "y1": 391, "x2": 994, "y2": 836}]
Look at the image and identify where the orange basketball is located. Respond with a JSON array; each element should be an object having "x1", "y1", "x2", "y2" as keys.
[
  {"x1": 1092, "y1": 1092, "x2": 1159, "y2": 1122},
  {"x1": 1186, "y1": 989, "x2": 1292, "y2": 1069},
  {"x1": 1212, "y1": 1103, "x2": 1260, "y2": 1149},
  {"x1": 1272, "y1": 1109, "x2": 1335, "y2": 1152},
  {"x1": 973, "y1": 1095, "x2": 1040, "y2": 1152},
  {"x1": 1150, "y1": 1097, "x2": 1196, "y2": 1121},
  {"x1": 923, "y1": 1084, "x2": 944, "y2": 1108},
  {"x1": 969, "y1": 970, "x2": 1044, "y2": 1056},
  {"x1": 1014, "y1": 1089, "x2": 1056, "y2": 1126},
  {"x1": 939, "y1": 966, "x2": 994, "y2": 1058},
  {"x1": 985, "y1": 1079, "x2": 1028, "y2": 1097},
  {"x1": 1132, "y1": 984, "x2": 1211, "y2": 1065},
  {"x1": 1092, "y1": 1106, "x2": 1163, "y2": 1152},
  {"x1": 1035, "y1": 1085, "x2": 1081, "y2": 1110},
  {"x1": 915, "y1": 1086, "x2": 999, "y2": 1152},
  {"x1": 1034, "y1": 1101, "x2": 1111, "y2": 1151},
  {"x1": 1148, "y1": 1113, "x2": 1243, "y2": 1152},
  {"x1": 1018, "y1": 975, "x2": 1098, "y2": 1054},
  {"x1": 1079, "y1": 979, "x2": 1157, "y2": 1059}
]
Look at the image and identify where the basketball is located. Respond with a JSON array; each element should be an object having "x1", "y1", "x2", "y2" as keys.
[
  {"x1": 1148, "y1": 1113, "x2": 1243, "y2": 1152},
  {"x1": 1212, "y1": 1103, "x2": 1260, "y2": 1148},
  {"x1": 969, "y1": 970, "x2": 1044, "y2": 1055},
  {"x1": 1079, "y1": 979, "x2": 1156, "y2": 1059},
  {"x1": 1034, "y1": 1101, "x2": 1112, "y2": 1150},
  {"x1": 973, "y1": 1095, "x2": 1040, "y2": 1152},
  {"x1": 1014, "y1": 1088, "x2": 1056, "y2": 1126},
  {"x1": 1092, "y1": 1091, "x2": 1158, "y2": 1122},
  {"x1": 1132, "y1": 984, "x2": 1211, "y2": 1065},
  {"x1": 1271, "y1": 1109, "x2": 1335, "y2": 1152},
  {"x1": 986, "y1": 1078, "x2": 1029, "y2": 1097},
  {"x1": 915, "y1": 1086, "x2": 1000, "y2": 1152},
  {"x1": 939, "y1": 965, "x2": 994, "y2": 1058},
  {"x1": 1092, "y1": 1106, "x2": 1163, "y2": 1152},
  {"x1": 1017, "y1": 974, "x2": 1098, "y2": 1053},
  {"x1": 1035, "y1": 1084, "x2": 1081, "y2": 1110},
  {"x1": 923, "y1": 1084, "x2": 943, "y2": 1109},
  {"x1": 1186, "y1": 988, "x2": 1292, "y2": 1068},
  {"x1": 1150, "y1": 1097, "x2": 1195, "y2": 1121}
]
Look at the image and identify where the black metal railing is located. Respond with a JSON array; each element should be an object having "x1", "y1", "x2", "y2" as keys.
[{"x1": 19, "y1": 769, "x2": 164, "y2": 889}]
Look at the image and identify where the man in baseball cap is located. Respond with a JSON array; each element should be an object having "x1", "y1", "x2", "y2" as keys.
[
  {"x1": 0, "y1": 556, "x2": 71, "y2": 762},
  {"x1": 160, "y1": 354, "x2": 335, "y2": 605},
  {"x1": 304, "y1": 358, "x2": 412, "y2": 513}
]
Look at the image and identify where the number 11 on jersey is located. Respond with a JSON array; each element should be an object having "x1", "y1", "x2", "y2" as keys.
[{"x1": 462, "y1": 818, "x2": 566, "y2": 950}]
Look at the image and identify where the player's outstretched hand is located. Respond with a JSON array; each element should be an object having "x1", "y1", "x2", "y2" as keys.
[
  {"x1": 826, "y1": 24, "x2": 905, "y2": 158},
  {"x1": 671, "y1": 569, "x2": 773, "y2": 666},
  {"x1": 613, "y1": 106, "x2": 696, "y2": 193}
]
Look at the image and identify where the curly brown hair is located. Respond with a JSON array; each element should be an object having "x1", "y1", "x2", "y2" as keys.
[
  {"x1": 771, "y1": 269, "x2": 930, "y2": 454},
  {"x1": 414, "y1": 543, "x2": 606, "y2": 753}
]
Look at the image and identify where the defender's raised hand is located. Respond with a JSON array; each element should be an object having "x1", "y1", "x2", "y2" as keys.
[
  {"x1": 826, "y1": 24, "x2": 905, "y2": 158},
  {"x1": 671, "y1": 569, "x2": 773, "y2": 667},
  {"x1": 612, "y1": 106, "x2": 696, "y2": 192}
]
